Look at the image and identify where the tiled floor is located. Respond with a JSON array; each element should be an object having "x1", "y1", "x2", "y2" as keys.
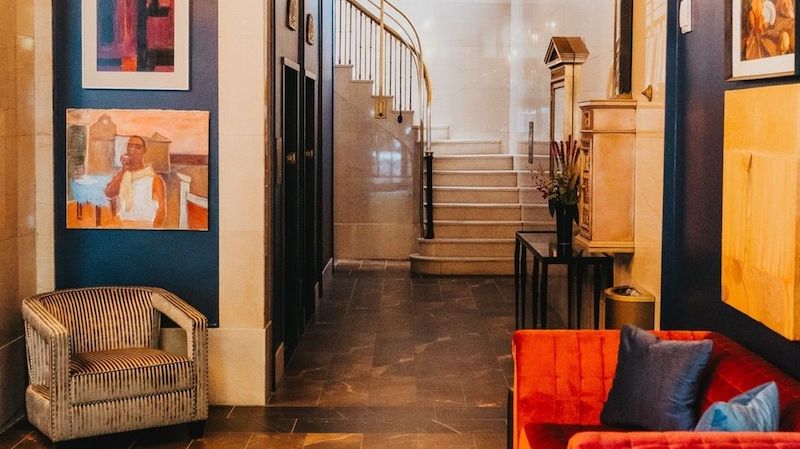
[{"x1": 4, "y1": 261, "x2": 514, "y2": 448}]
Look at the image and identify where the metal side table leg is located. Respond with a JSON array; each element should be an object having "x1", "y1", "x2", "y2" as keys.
[{"x1": 540, "y1": 262, "x2": 548, "y2": 329}]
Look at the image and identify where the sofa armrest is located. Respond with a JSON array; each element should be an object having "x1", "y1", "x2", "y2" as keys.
[
  {"x1": 21, "y1": 298, "x2": 72, "y2": 440},
  {"x1": 513, "y1": 330, "x2": 621, "y2": 449},
  {"x1": 150, "y1": 288, "x2": 208, "y2": 420},
  {"x1": 567, "y1": 431, "x2": 800, "y2": 449}
]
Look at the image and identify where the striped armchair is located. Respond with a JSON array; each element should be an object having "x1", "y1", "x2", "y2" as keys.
[{"x1": 21, "y1": 287, "x2": 208, "y2": 443}]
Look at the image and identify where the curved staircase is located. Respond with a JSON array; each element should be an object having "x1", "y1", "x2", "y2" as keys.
[
  {"x1": 332, "y1": 0, "x2": 555, "y2": 275},
  {"x1": 410, "y1": 134, "x2": 554, "y2": 275}
]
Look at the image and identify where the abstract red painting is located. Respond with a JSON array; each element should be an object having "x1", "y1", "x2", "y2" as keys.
[{"x1": 83, "y1": 0, "x2": 189, "y2": 89}]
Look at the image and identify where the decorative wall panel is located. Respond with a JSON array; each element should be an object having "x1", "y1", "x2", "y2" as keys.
[{"x1": 722, "y1": 84, "x2": 800, "y2": 341}]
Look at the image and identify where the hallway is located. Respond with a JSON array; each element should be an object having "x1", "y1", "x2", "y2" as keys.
[{"x1": 4, "y1": 263, "x2": 513, "y2": 449}]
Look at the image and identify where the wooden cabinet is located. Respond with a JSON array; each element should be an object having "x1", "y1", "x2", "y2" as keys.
[{"x1": 574, "y1": 99, "x2": 636, "y2": 253}]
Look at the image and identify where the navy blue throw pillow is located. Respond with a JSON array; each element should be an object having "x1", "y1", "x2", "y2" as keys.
[
  {"x1": 600, "y1": 325, "x2": 714, "y2": 431},
  {"x1": 695, "y1": 381, "x2": 780, "y2": 432}
]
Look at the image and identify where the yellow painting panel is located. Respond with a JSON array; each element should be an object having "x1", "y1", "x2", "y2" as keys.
[{"x1": 722, "y1": 84, "x2": 800, "y2": 340}]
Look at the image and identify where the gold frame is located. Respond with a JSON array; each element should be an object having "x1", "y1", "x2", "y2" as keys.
[
  {"x1": 287, "y1": 0, "x2": 299, "y2": 31},
  {"x1": 306, "y1": 14, "x2": 315, "y2": 45}
]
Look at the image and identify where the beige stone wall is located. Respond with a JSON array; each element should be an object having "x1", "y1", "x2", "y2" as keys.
[
  {"x1": 632, "y1": 0, "x2": 667, "y2": 103},
  {"x1": 333, "y1": 73, "x2": 419, "y2": 260},
  {"x1": 630, "y1": 0, "x2": 666, "y2": 328},
  {"x1": 211, "y1": 0, "x2": 270, "y2": 405},
  {"x1": 0, "y1": 0, "x2": 53, "y2": 429}
]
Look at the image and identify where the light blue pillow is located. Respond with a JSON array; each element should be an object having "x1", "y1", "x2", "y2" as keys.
[{"x1": 695, "y1": 381, "x2": 780, "y2": 432}]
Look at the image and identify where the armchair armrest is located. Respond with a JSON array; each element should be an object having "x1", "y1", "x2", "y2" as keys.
[
  {"x1": 21, "y1": 297, "x2": 72, "y2": 440},
  {"x1": 149, "y1": 288, "x2": 208, "y2": 419},
  {"x1": 513, "y1": 330, "x2": 622, "y2": 449},
  {"x1": 567, "y1": 431, "x2": 800, "y2": 449}
]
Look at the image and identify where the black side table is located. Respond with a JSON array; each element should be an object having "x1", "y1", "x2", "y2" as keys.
[{"x1": 515, "y1": 232, "x2": 613, "y2": 330}]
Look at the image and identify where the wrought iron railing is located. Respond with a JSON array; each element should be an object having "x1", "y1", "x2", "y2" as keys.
[{"x1": 336, "y1": 0, "x2": 434, "y2": 238}]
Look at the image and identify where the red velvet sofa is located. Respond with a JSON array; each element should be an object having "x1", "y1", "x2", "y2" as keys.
[{"x1": 512, "y1": 330, "x2": 800, "y2": 449}]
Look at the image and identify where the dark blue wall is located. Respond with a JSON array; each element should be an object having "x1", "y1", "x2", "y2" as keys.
[
  {"x1": 662, "y1": 0, "x2": 800, "y2": 378},
  {"x1": 53, "y1": 0, "x2": 220, "y2": 325}
]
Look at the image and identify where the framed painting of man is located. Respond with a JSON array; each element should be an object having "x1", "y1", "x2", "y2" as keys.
[
  {"x1": 82, "y1": 0, "x2": 190, "y2": 89},
  {"x1": 66, "y1": 109, "x2": 210, "y2": 231}
]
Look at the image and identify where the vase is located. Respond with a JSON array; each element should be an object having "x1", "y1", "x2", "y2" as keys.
[{"x1": 554, "y1": 203, "x2": 576, "y2": 251}]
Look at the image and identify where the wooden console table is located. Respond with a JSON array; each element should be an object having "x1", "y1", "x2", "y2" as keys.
[{"x1": 515, "y1": 232, "x2": 614, "y2": 330}]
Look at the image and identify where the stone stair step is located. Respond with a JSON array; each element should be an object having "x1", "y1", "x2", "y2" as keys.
[
  {"x1": 417, "y1": 238, "x2": 515, "y2": 257},
  {"x1": 433, "y1": 154, "x2": 514, "y2": 171},
  {"x1": 335, "y1": 76, "x2": 375, "y2": 104},
  {"x1": 432, "y1": 170, "x2": 520, "y2": 187},
  {"x1": 432, "y1": 220, "x2": 554, "y2": 238},
  {"x1": 430, "y1": 126, "x2": 450, "y2": 140},
  {"x1": 433, "y1": 187, "x2": 519, "y2": 204},
  {"x1": 432, "y1": 203, "x2": 521, "y2": 221},
  {"x1": 512, "y1": 140, "x2": 552, "y2": 157},
  {"x1": 522, "y1": 204, "x2": 553, "y2": 222},
  {"x1": 413, "y1": 125, "x2": 451, "y2": 141},
  {"x1": 430, "y1": 139, "x2": 503, "y2": 155},
  {"x1": 410, "y1": 254, "x2": 514, "y2": 275},
  {"x1": 513, "y1": 154, "x2": 550, "y2": 170},
  {"x1": 517, "y1": 171, "x2": 543, "y2": 188},
  {"x1": 519, "y1": 187, "x2": 548, "y2": 205}
]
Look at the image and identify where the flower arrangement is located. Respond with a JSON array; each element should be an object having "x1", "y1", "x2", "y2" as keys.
[{"x1": 533, "y1": 136, "x2": 582, "y2": 222}]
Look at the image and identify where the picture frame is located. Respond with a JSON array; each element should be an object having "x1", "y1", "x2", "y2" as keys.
[
  {"x1": 82, "y1": 0, "x2": 190, "y2": 90},
  {"x1": 306, "y1": 14, "x2": 316, "y2": 45},
  {"x1": 726, "y1": 0, "x2": 797, "y2": 81},
  {"x1": 288, "y1": 0, "x2": 299, "y2": 31},
  {"x1": 66, "y1": 108, "x2": 210, "y2": 231}
]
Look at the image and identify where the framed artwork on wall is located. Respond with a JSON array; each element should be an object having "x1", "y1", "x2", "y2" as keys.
[
  {"x1": 727, "y1": 0, "x2": 796, "y2": 80},
  {"x1": 82, "y1": 0, "x2": 190, "y2": 90},
  {"x1": 288, "y1": 0, "x2": 299, "y2": 30},
  {"x1": 306, "y1": 14, "x2": 315, "y2": 45},
  {"x1": 66, "y1": 108, "x2": 210, "y2": 231}
]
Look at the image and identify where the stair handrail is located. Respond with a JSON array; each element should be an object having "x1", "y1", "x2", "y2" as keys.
[
  {"x1": 338, "y1": 0, "x2": 435, "y2": 238},
  {"x1": 342, "y1": 0, "x2": 432, "y2": 114}
]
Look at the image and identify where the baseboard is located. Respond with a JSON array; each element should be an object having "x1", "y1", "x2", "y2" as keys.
[
  {"x1": 314, "y1": 281, "x2": 321, "y2": 313},
  {"x1": 0, "y1": 410, "x2": 24, "y2": 434},
  {"x1": 321, "y1": 258, "x2": 333, "y2": 297},
  {"x1": 0, "y1": 337, "x2": 27, "y2": 431},
  {"x1": 274, "y1": 343, "x2": 285, "y2": 386}
]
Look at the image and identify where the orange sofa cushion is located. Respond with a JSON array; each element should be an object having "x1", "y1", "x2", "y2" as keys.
[{"x1": 513, "y1": 330, "x2": 800, "y2": 449}]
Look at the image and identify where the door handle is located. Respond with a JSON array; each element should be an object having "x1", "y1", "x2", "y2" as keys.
[{"x1": 286, "y1": 152, "x2": 298, "y2": 165}]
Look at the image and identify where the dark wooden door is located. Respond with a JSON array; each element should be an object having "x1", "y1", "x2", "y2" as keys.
[
  {"x1": 302, "y1": 72, "x2": 319, "y2": 325},
  {"x1": 271, "y1": 0, "x2": 326, "y2": 392},
  {"x1": 276, "y1": 60, "x2": 303, "y2": 363}
]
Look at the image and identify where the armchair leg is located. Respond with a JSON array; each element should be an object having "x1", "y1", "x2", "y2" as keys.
[{"x1": 188, "y1": 420, "x2": 206, "y2": 439}]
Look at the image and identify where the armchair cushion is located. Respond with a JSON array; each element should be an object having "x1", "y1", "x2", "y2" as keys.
[{"x1": 69, "y1": 348, "x2": 195, "y2": 405}]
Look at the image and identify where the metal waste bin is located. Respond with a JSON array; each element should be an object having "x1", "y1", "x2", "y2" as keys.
[{"x1": 603, "y1": 286, "x2": 655, "y2": 330}]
